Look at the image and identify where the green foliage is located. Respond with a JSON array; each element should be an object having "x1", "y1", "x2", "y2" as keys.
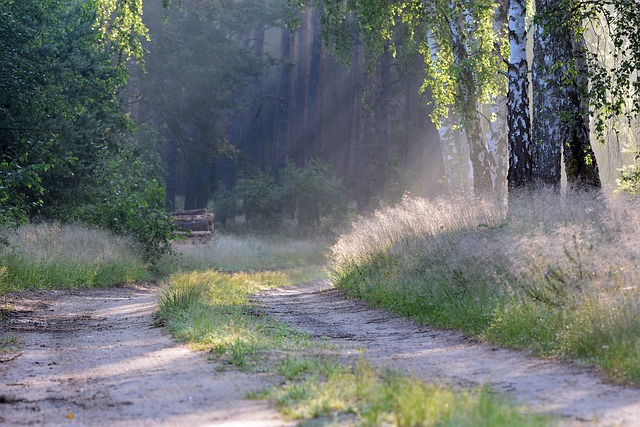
[
  {"x1": 75, "y1": 148, "x2": 176, "y2": 264},
  {"x1": 299, "y1": 0, "x2": 506, "y2": 128},
  {"x1": 236, "y1": 171, "x2": 284, "y2": 229},
  {"x1": 581, "y1": 0, "x2": 640, "y2": 140},
  {"x1": 211, "y1": 185, "x2": 238, "y2": 229},
  {"x1": 0, "y1": 0, "x2": 149, "y2": 234},
  {"x1": 280, "y1": 159, "x2": 348, "y2": 230},
  {"x1": 616, "y1": 162, "x2": 640, "y2": 196}
]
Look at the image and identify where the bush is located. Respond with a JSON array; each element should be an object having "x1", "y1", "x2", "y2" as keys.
[
  {"x1": 236, "y1": 171, "x2": 284, "y2": 229},
  {"x1": 75, "y1": 148, "x2": 175, "y2": 263},
  {"x1": 280, "y1": 159, "x2": 348, "y2": 231}
]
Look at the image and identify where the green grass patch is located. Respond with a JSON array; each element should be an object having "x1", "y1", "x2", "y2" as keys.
[
  {"x1": 0, "y1": 334, "x2": 19, "y2": 353},
  {"x1": 0, "y1": 223, "x2": 149, "y2": 294},
  {"x1": 331, "y1": 194, "x2": 640, "y2": 384},
  {"x1": 260, "y1": 356, "x2": 553, "y2": 426},
  {"x1": 156, "y1": 269, "x2": 315, "y2": 368}
]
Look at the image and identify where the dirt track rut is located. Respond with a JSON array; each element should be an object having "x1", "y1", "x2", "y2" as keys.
[
  {"x1": 257, "y1": 280, "x2": 640, "y2": 426},
  {"x1": 0, "y1": 284, "x2": 291, "y2": 427}
]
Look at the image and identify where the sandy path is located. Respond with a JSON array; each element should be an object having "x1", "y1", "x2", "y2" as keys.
[
  {"x1": 0, "y1": 284, "x2": 292, "y2": 427},
  {"x1": 257, "y1": 281, "x2": 640, "y2": 427}
]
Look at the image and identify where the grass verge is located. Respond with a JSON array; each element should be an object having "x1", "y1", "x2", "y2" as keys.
[
  {"x1": 156, "y1": 269, "x2": 315, "y2": 368},
  {"x1": 330, "y1": 193, "x2": 640, "y2": 384},
  {"x1": 259, "y1": 356, "x2": 552, "y2": 426},
  {"x1": 0, "y1": 223, "x2": 149, "y2": 294},
  {"x1": 158, "y1": 267, "x2": 555, "y2": 425}
]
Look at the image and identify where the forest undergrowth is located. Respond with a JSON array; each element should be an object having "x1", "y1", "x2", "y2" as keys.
[
  {"x1": 331, "y1": 192, "x2": 640, "y2": 384},
  {"x1": 0, "y1": 223, "x2": 149, "y2": 294}
]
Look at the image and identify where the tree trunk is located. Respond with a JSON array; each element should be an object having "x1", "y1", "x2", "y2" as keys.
[
  {"x1": 304, "y1": 10, "x2": 322, "y2": 159},
  {"x1": 488, "y1": 0, "x2": 509, "y2": 203},
  {"x1": 532, "y1": 0, "x2": 601, "y2": 192},
  {"x1": 507, "y1": 0, "x2": 533, "y2": 192},
  {"x1": 532, "y1": 0, "x2": 564, "y2": 191},
  {"x1": 448, "y1": 4, "x2": 493, "y2": 194},
  {"x1": 563, "y1": 34, "x2": 601, "y2": 191},
  {"x1": 274, "y1": 28, "x2": 291, "y2": 169}
]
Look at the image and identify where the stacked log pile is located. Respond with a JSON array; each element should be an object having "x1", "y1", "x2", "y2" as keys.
[{"x1": 172, "y1": 208, "x2": 214, "y2": 239}]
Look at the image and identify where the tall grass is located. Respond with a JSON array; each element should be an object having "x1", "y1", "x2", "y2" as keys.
[
  {"x1": 331, "y1": 193, "x2": 640, "y2": 384},
  {"x1": 0, "y1": 223, "x2": 149, "y2": 294},
  {"x1": 157, "y1": 233, "x2": 329, "y2": 274}
]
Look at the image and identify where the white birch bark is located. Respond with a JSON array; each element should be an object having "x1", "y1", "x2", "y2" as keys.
[
  {"x1": 448, "y1": 3, "x2": 493, "y2": 194},
  {"x1": 426, "y1": 30, "x2": 471, "y2": 194},
  {"x1": 507, "y1": 0, "x2": 533, "y2": 190},
  {"x1": 488, "y1": 0, "x2": 509, "y2": 203}
]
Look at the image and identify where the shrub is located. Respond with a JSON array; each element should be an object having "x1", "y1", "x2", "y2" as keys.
[
  {"x1": 280, "y1": 159, "x2": 348, "y2": 231},
  {"x1": 75, "y1": 148, "x2": 175, "y2": 263}
]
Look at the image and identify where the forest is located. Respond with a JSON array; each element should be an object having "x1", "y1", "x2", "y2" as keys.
[
  {"x1": 2, "y1": 0, "x2": 639, "y2": 245},
  {"x1": 2, "y1": 1, "x2": 640, "y2": 425}
]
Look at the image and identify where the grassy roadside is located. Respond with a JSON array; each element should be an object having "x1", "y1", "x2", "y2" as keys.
[
  {"x1": 330, "y1": 193, "x2": 640, "y2": 385},
  {"x1": 0, "y1": 223, "x2": 149, "y2": 295},
  {"x1": 157, "y1": 265, "x2": 554, "y2": 426}
]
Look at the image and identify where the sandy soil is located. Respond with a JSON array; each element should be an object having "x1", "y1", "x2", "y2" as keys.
[
  {"x1": 257, "y1": 281, "x2": 640, "y2": 427},
  {"x1": 2, "y1": 280, "x2": 640, "y2": 426},
  {"x1": 0, "y1": 283, "x2": 292, "y2": 427}
]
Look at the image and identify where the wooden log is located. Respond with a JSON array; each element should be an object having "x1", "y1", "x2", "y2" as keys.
[
  {"x1": 171, "y1": 214, "x2": 214, "y2": 222},
  {"x1": 176, "y1": 230, "x2": 212, "y2": 236},
  {"x1": 172, "y1": 208, "x2": 208, "y2": 216},
  {"x1": 174, "y1": 218, "x2": 211, "y2": 232}
]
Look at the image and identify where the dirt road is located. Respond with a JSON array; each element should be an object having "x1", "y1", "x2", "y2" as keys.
[
  {"x1": 2, "y1": 280, "x2": 640, "y2": 426},
  {"x1": 257, "y1": 281, "x2": 640, "y2": 427},
  {"x1": 0, "y1": 284, "x2": 292, "y2": 427}
]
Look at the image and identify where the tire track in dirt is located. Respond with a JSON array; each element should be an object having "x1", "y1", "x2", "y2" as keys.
[
  {"x1": 257, "y1": 280, "x2": 640, "y2": 426},
  {"x1": 0, "y1": 284, "x2": 292, "y2": 427}
]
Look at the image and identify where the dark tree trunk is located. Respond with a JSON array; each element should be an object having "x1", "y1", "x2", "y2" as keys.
[
  {"x1": 563, "y1": 34, "x2": 601, "y2": 191},
  {"x1": 532, "y1": 0, "x2": 600, "y2": 192},
  {"x1": 274, "y1": 28, "x2": 291, "y2": 168},
  {"x1": 304, "y1": 10, "x2": 322, "y2": 159},
  {"x1": 164, "y1": 134, "x2": 178, "y2": 212}
]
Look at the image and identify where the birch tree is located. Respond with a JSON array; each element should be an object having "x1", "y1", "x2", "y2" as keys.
[
  {"x1": 532, "y1": 0, "x2": 601, "y2": 191},
  {"x1": 506, "y1": 0, "x2": 533, "y2": 190}
]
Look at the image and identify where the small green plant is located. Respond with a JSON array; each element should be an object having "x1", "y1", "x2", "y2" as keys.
[
  {"x1": 0, "y1": 335, "x2": 18, "y2": 353},
  {"x1": 263, "y1": 356, "x2": 553, "y2": 426},
  {"x1": 616, "y1": 160, "x2": 640, "y2": 196}
]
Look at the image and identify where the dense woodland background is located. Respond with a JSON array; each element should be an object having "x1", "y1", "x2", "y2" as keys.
[{"x1": 1, "y1": 0, "x2": 640, "y2": 253}]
